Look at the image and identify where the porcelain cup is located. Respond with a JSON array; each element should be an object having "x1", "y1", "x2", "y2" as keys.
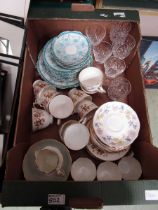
[
  {"x1": 33, "y1": 79, "x2": 50, "y2": 97},
  {"x1": 118, "y1": 156, "x2": 142, "y2": 180},
  {"x1": 34, "y1": 146, "x2": 65, "y2": 176},
  {"x1": 71, "y1": 157, "x2": 96, "y2": 181},
  {"x1": 32, "y1": 108, "x2": 53, "y2": 131},
  {"x1": 76, "y1": 99, "x2": 98, "y2": 123},
  {"x1": 68, "y1": 88, "x2": 92, "y2": 112},
  {"x1": 48, "y1": 95, "x2": 74, "y2": 125},
  {"x1": 35, "y1": 85, "x2": 60, "y2": 111},
  {"x1": 59, "y1": 120, "x2": 90, "y2": 151},
  {"x1": 78, "y1": 67, "x2": 106, "y2": 94}
]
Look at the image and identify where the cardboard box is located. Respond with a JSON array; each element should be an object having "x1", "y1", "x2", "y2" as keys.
[{"x1": 2, "y1": 8, "x2": 158, "y2": 207}]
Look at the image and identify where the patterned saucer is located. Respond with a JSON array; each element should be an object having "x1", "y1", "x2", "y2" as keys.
[
  {"x1": 93, "y1": 102, "x2": 140, "y2": 148},
  {"x1": 51, "y1": 31, "x2": 91, "y2": 66},
  {"x1": 43, "y1": 39, "x2": 92, "y2": 74},
  {"x1": 36, "y1": 53, "x2": 79, "y2": 89},
  {"x1": 87, "y1": 141, "x2": 130, "y2": 161}
]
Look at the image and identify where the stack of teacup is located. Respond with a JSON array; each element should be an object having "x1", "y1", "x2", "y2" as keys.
[
  {"x1": 58, "y1": 88, "x2": 98, "y2": 151},
  {"x1": 36, "y1": 31, "x2": 93, "y2": 89}
]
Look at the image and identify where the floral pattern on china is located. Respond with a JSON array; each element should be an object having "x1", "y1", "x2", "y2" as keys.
[
  {"x1": 51, "y1": 31, "x2": 90, "y2": 66},
  {"x1": 93, "y1": 102, "x2": 140, "y2": 149}
]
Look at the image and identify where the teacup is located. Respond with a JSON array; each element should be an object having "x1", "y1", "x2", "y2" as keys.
[
  {"x1": 34, "y1": 146, "x2": 65, "y2": 176},
  {"x1": 118, "y1": 156, "x2": 142, "y2": 180},
  {"x1": 76, "y1": 99, "x2": 98, "y2": 123},
  {"x1": 71, "y1": 157, "x2": 96, "y2": 181},
  {"x1": 78, "y1": 67, "x2": 106, "y2": 94},
  {"x1": 32, "y1": 108, "x2": 53, "y2": 131},
  {"x1": 97, "y1": 162, "x2": 122, "y2": 181},
  {"x1": 68, "y1": 88, "x2": 92, "y2": 112},
  {"x1": 48, "y1": 95, "x2": 74, "y2": 125},
  {"x1": 33, "y1": 79, "x2": 50, "y2": 97},
  {"x1": 35, "y1": 85, "x2": 60, "y2": 111},
  {"x1": 59, "y1": 120, "x2": 90, "y2": 151}
]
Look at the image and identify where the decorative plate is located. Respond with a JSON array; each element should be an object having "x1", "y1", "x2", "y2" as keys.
[
  {"x1": 51, "y1": 31, "x2": 90, "y2": 66},
  {"x1": 93, "y1": 102, "x2": 140, "y2": 148},
  {"x1": 43, "y1": 39, "x2": 92, "y2": 74},
  {"x1": 87, "y1": 141, "x2": 130, "y2": 161},
  {"x1": 22, "y1": 139, "x2": 72, "y2": 181},
  {"x1": 36, "y1": 52, "x2": 79, "y2": 89}
]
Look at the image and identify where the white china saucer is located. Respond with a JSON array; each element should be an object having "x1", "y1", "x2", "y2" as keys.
[{"x1": 93, "y1": 102, "x2": 140, "y2": 148}]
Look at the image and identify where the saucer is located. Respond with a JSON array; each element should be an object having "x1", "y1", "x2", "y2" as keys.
[
  {"x1": 43, "y1": 39, "x2": 91, "y2": 74},
  {"x1": 23, "y1": 139, "x2": 72, "y2": 181},
  {"x1": 93, "y1": 102, "x2": 140, "y2": 149},
  {"x1": 87, "y1": 141, "x2": 130, "y2": 161},
  {"x1": 51, "y1": 31, "x2": 90, "y2": 66}
]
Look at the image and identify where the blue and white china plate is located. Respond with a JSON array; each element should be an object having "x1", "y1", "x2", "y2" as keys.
[
  {"x1": 43, "y1": 39, "x2": 92, "y2": 74},
  {"x1": 51, "y1": 31, "x2": 90, "y2": 66},
  {"x1": 36, "y1": 52, "x2": 79, "y2": 89}
]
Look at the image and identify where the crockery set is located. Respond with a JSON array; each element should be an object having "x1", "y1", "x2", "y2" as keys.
[{"x1": 23, "y1": 22, "x2": 142, "y2": 182}]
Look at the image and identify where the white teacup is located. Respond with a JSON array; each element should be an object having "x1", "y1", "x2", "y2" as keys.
[
  {"x1": 59, "y1": 120, "x2": 90, "y2": 151},
  {"x1": 34, "y1": 146, "x2": 65, "y2": 176},
  {"x1": 71, "y1": 157, "x2": 96, "y2": 181},
  {"x1": 118, "y1": 156, "x2": 142, "y2": 180},
  {"x1": 48, "y1": 95, "x2": 74, "y2": 125},
  {"x1": 32, "y1": 108, "x2": 53, "y2": 131},
  {"x1": 33, "y1": 79, "x2": 50, "y2": 97},
  {"x1": 97, "y1": 162, "x2": 122, "y2": 181},
  {"x1": 78, "y1": 67, "x2": 106, "y2": 94}
]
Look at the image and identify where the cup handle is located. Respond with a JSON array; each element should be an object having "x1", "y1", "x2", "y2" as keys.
[
  {"x1": 33, "y1": 99, "x2": 46, "y2": 109},
  {"x1": 97, "y1": 86, "x2": 106, "y2": 93},
  {"x1": 79, "y1": 117, "x2": 87, "y2": 125},
  {"x1": 57, "y1": 119, "x2": 61, "y2": 125}
]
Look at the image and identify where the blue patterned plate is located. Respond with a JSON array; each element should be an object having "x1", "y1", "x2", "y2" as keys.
[
  {"x1": 51, "y1": 31, "x2": 91, "y2": 66},
  {"x1": 43, "y1": 39, "x2": 93, "y2": 75},
  {"x1": 36, "y1": 52, "x2": 79, "y2": 89}
]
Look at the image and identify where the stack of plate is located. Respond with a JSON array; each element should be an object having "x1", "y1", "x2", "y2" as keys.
[
  {"x1": 36, "y1": 31, "x2": 93, "y2": 89},
  {"x1": 86, "y1": 102, "x2": 140, "y2": 161}
]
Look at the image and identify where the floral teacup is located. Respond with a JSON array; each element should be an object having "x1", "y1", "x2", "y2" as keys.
[
  {"x1": 32, "y1": 108, "x2": 53, "y2": 131},
  {"x1": 35, "y1": 85, "x2": 60, "y2": 111},
  {"x1": 33, "y1": 79, "x2": 50, "y2": 97},
  {"x1": 76, "y1": 99, "x2": 98, "y2": 123},
  {"x1": 68, "y1": 88, "x2": 92, "y2": 112}
]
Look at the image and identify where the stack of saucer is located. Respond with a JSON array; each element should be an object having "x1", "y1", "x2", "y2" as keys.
[
  {"x1": 87, "y1": 101, "x2": 140, "y2": 161},
  {"x1": 36, "y1": 31, "x2": 93, "y2": 89}
]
